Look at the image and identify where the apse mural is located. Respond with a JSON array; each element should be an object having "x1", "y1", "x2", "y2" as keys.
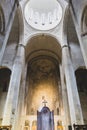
[{"x1": 26, "y1": 57, "x2": 60, "y2": 115}]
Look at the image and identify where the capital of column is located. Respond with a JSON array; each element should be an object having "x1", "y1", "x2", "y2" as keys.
[
  {"x1": 18, "y1": 44, "x2": 25, "y2": 50},
  {"x1": 62, "y1": 45, "x2": 69, "y2": 49}
]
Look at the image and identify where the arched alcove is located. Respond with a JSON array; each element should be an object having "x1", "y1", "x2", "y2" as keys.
[
  {"x1": 75, "y1": 68, "x2": 87, "y2": 124},
  {"x1": 25, "y1": 34, "x2": 62, "y2": 63},
  {"x1": 26, "y1": 56, "x2": 60, "y2": 114},
  {"x1": 25, "y1": 34, "x2": 61, "y2": 113},
  {"x1": 23, "y1": 34, "x2": 64, "y2": 129},
  {"x1": 0, "y1": 67, "x2": 11, "y2": 125}
]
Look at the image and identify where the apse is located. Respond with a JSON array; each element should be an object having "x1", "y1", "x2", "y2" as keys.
[{"x1": 26, "y1": 57, "x2": 60, "y2": 115}]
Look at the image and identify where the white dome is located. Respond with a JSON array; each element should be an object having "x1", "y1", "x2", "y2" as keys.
[{"x1": 24, "y1": 0, "x2": 62, "y2": 30}]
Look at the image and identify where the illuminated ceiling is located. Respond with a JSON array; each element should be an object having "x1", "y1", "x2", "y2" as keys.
[{"x1": 24, "y1": 0, "x2": 62, "y2": 30}]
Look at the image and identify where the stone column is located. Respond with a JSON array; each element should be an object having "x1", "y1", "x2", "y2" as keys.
[
  {"x1": 21, "y1": 64, "x2": 28, "y2": 117},
  {"x1": 59, "y1": 64, "x2": 71, "y2": 130},
  {"x1": 2, "y1": 44, "x2": 25, "y2": 129},
  {"x1": 62, "y1": 45, "x2": 84, "y2": 126},
  {"x1": 14, "y1": 64, "x2": 27, "y2": 130}
]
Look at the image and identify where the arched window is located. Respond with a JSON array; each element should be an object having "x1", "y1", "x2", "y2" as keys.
[
  {"x1": 0, "y1": 6, "x2": 5, "y2": 34},
  {"x1": 81, "y1": 6, "x2": 87, "y2": 36}
]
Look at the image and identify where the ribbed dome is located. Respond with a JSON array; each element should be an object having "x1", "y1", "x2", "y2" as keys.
[{"x1": 24, "y1": 0, "x2": 62, "y2": 30}]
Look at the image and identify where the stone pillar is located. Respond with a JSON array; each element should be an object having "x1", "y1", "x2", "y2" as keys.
[
  {"x1": 59, "y1": 64, "x2": 71, "y2": 130},
  {"x1": 62, "y1": 45, "x2": 84, "y2": 126},
  {"x1": 2, "y1": 44, "x2": 25, "y2": 129},
  {"x1": 21, "y1": 64, "x2": 28, "y2": 117},
  {"x1": 14, "y1": 64, "x2": 27, "y2": 130}
]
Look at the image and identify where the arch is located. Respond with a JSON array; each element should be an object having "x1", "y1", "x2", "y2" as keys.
[
  {"x1": 75, "y1": 67, "x2": 87, "y2": 123},
  {"x1": 0, "y1": 67, "x2": 11, "y2": 124},
  {"x1": 26, "y1": 55, "x2": 60, "y2": 115},
  {"x1": 25, "y1": 33, "x2": 62, "y2": 63},
  {"x1": 0, "y1": 67, "x2": 11, "y2": 92},
  {"x1": 81, "y1": 5, "x2": 87, "y2": 35},
  {"x1": 0, "y1": 5, "x2": 5, "y2": 34}
]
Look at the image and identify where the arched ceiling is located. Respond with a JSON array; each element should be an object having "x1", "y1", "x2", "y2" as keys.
[{"x1": 25, "y1": 35, "x2": 62, "y2": 63}]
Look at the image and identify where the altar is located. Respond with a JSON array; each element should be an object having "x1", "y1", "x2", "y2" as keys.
[
  {"x1": 37, "y1": 106, "x2": 54, "y2": 130},
  {"x1": 22, "y1": 97, "x2": 64, "y2": 130}
]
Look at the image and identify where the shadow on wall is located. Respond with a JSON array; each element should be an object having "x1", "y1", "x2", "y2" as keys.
[{"x1": 0, "y1": 67, "x2": 11, "y2": 125}]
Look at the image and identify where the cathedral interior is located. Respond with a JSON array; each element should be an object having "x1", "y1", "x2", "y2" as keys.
[{"x1": 0, "y1": 0, "x2": 87, "y2": 130}]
